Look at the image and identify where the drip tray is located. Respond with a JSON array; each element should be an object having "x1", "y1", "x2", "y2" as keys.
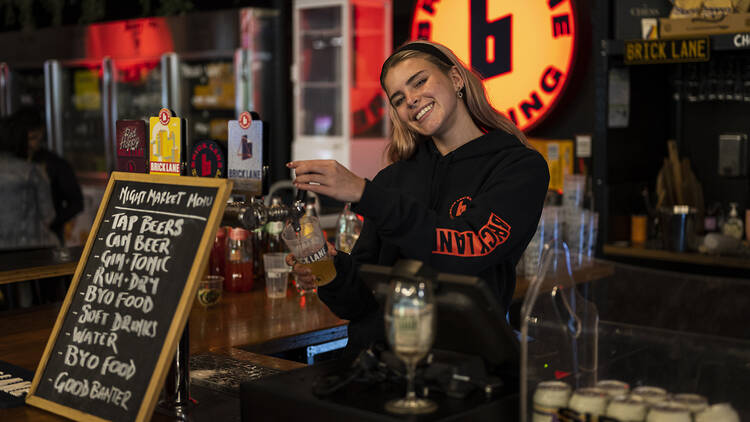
[{"x1": 190, "y1": 353, "x2": 281, "y2": 396}]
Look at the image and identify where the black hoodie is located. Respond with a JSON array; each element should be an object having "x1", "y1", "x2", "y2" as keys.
[{"x1": 318, "y1": 129, "x2": 550, "y2": 352}]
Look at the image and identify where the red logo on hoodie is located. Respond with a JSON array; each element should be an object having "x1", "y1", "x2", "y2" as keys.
[
  {"x1": 434, "y1": 213, "x2": 511, "y2": 257},
  {"x1": 449, "y1": 196, "x2": 472, "y2": 219}
]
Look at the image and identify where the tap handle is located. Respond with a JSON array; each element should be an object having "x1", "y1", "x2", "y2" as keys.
[{"x1": 290, "y1": 189, "x2": 307, "y2": 232}]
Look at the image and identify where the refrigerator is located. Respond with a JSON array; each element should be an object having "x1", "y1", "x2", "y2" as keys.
[{"x1": 0, "y1": 8, "x2": 287, "y2": 246}]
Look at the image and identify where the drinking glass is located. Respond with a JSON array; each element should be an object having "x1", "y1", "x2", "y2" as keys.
[
  {"x1": 281, "y1": 216, "x2": 336, "y2": 286},
  {"x1": 196, "y1": 275, "x2": 223, "y2": 307},
  {"x1": 263, "y1": 252, "x2": 291, "y2": 299},
  {"x1": 384, "y1": 278, "x2": 437, "y2": 414}
]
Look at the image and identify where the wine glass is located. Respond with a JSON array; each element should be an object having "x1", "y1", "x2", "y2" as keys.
[{"x1": 384, "y1": 278, "x2": 437, "y2": 414}]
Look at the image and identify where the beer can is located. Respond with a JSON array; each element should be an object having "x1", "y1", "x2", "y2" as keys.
[
  {"x1": 568, "y1": 387, "x2": 609, "y2": 417},
  {"x1": 646, "y1": 402, "x2": 691, "y2": 422},
  {"x1": 631, "y1": 386, "x2": 668, "y2": 405},
  {"x1": 670, "y1": 393, "x2": 708, "y2": 414},
  {"x1": 606, "y1": 395, "x2": 647, "y2": 422},
  {"x1": 532, "y1": 380, "x2": 572, "y2": 422},
  {"x1": 695, "y1": 403, "x2": 741, "y2": 422},
  {"x1": 596, "y1": 379, "x2": 630, "y2": 397}
]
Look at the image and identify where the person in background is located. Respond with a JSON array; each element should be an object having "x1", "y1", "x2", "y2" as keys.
[
  {"x1": 0, "y1": 116, "x2": 56, "y2": 308},
  {"x1": 10, "y1": 107, "x2": 83, "y2": 245},
  {"x1": 287, "y1": 41, "x2": 550, "y2": 353},
  {"x1": 0, "y1": 116, "x2": 56, "y2": 250}
]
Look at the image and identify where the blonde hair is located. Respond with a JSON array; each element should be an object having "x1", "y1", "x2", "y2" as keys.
[{"x1": 380, "y1": 41, "x2": 529, "y2": 163}]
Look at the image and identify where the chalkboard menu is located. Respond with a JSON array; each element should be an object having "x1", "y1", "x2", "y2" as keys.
[{"x1": 26, "y1": 172, "x2": 231, "y2": 422}]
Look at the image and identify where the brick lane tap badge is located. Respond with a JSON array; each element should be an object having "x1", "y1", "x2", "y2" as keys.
[
  {"x1": 189, "y1": 139, "x2": 226, "y2": 178},
  {"x1": 149, "y1": 108, "x2": 184, "y2": 175},
  {"x1": 116, "y1": 120, "x2": 148, "y2": 173},
  {"x1": 411, "y1": 0, "x2": 578, "y2": 131},
  {"x1": 227, "y1": 111, "x2": 263, "y2": 194}
]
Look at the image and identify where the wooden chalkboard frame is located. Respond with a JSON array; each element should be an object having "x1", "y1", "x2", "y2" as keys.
[{"x1": 26, "y1": 172, "x2": 232, "y2": 422}]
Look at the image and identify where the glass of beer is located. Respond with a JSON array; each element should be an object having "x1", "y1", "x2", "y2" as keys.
[{"x1": 282, "y1": 216, "x2": 336, "y2": 286}]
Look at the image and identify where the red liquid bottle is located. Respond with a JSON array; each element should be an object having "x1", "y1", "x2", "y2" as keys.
[
  {"x1": 225, "y1": 227, "x2": 254, "y2": 292},
  {"x1": 209, "y1": 227, "x2": 227, "y2": 276}
]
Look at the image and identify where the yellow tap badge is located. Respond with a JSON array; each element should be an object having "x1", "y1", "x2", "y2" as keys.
[{"x1": 149, "y1": 108, "x2": 183, "y2": 175}]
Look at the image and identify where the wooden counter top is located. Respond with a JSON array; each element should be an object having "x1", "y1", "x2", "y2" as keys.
[
  {"x1": 0, "y1": 261, "x2": 614, "y2": 421},
  {"x1": 0, "y1": 247, "x2": 83, "y2": 285},
  {"x1": 0, "y1": 285, "x2": 345, "y2": 421},
  {"x1": 604, "y1": 244, "x2": 750, "y2": 270}
]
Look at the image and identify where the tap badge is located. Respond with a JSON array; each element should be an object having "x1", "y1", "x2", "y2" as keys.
[
  {"x1": 116, "y1": 120, "x2": 148, "y2": 173},
  {"x1": 190, "y1": 139, "x2": 226, "y2": 178},
  {"x1": 411, "y1": 0, "x2": 578, "y2": 131},
  {"x1": 149, "y1": 108, "x2": 183, "y2": 175},
  {"x1": 228, "y1": 112, "x2": 263, "y2": 195}
]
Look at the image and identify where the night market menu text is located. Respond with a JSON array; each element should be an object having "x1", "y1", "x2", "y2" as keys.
[{"x1": 27, "y1": 173, "x2": 230, "y2": 422}]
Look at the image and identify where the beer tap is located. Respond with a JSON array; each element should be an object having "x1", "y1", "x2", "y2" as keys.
[
  {"x1": 289, "y1": 189, "x2": 307, "y2": 233},
  {"x1": 221, "y1": 188, "x2": 307, "y2": 231}
]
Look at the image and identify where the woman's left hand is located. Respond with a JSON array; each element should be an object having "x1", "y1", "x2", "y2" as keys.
[{"x1": 287, "y1": 160, "x2": 366, "y2": 203}]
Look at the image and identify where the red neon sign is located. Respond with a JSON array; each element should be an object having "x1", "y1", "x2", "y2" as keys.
[{"x1": 412, "y1": 0, "x2": 578, "y2": 132}]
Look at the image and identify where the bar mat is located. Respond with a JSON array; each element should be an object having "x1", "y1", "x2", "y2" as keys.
[
  {"x1": 190, "y1": 354, "x2": 280, "y2": 396},
  {"x1": 0, "y1": 360, "x2": 34, "y2": 408}
]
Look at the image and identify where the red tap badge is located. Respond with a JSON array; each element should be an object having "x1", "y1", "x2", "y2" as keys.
[{"x1": 412, "y1": 0, "x2": 578, "y2": 131}]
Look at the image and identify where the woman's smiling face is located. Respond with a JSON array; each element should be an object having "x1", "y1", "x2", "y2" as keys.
[{"x1": 383, "y1": 57, "x2": 462, "y2": 138}]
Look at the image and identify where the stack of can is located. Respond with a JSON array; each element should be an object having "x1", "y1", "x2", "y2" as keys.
[{"x1": 531, "y1": 379, "x2": 740, "y2": 422}]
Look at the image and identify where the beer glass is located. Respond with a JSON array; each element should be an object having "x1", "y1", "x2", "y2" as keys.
[
  {"x1": 282, "y1": 216, "x2": 336, "y2": 286},
  {"x1": 384, "y1": 278, "x2": 436, "y2": 414},
  {"x1": 568, "y1": 388, "x2": 609, "y2": 417},
  {"x1": 607, "y1": 396, "x2": 647, "y2": 422},
  {"x1": 595, "y1": 379, "x2": 630, "y2": 397},
  {"x1": 671, "y1": 393, "x2": 708, "y2": 414},
  {"x1": 532, "y1": 380, "x2": 571, "y2": 422},
  {"x1": 646, "y1": 402, "x2": 691, "y2": 422}
]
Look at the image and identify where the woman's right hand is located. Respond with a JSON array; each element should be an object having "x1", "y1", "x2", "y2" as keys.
[
  {"x1": 286, "y1": 253, "x2": 316, "y2": 290},
  {"x1": 285, "y1": 242, "x2": 337, "y2": 290}
]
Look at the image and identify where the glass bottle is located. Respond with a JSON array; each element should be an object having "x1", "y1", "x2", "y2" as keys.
[
  {"x1": 226, "y1": 227, "x2": 254, "y2": 292},
  {"x1": 722, "y1": 202, "x2": 744, "y2": 240},
  {"x1": 335, "y1": 203, "x2": 362, "y2": 254},
  {"x1": 250, "y1": 197, "x2": 266, "y2": 281},
  {"x1": 265, "y1": 196, "x2": 286, "y2": 253},
  {"x1": 209, "y1": 226, "x2": 227, "y2": 276}
]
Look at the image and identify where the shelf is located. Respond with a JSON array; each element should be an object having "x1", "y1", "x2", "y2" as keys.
[
  {"x1": 603, "y1": 244, "x2": 750, "y2": 270},
  {"x1": 300, "y1": 81, "x2": 341, "y2": 88},
  {"x1": 604, "y1": 33, "x2": 750, "y2": 57},
  {"x1": 513, "y1": 261, "x2": 615, "y2": 300},
  {"x1": 300, "y1": 29, "x2": 341, "y2": 37}
]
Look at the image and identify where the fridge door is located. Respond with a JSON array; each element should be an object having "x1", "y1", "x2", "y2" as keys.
[
  {"x1": 44, "y1": 59, "x2": 107, "y2": 175},
  {"x1": 1, "y1": 63, "x2": 46, "y2": 118},
  {"x1": 181, "y1": 55, "x2": 235, "y2": 143},
  {"x1": 0, "y1": 63, "x2": 10, "y2": 117}
]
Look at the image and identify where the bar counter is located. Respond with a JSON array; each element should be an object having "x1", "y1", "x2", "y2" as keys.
[
  {"x1": 0, "y1": 286, "x2": 345, "y2": 421},
  {"x1": 0, "y1": 261, "x2": 614, "y2": 421}
]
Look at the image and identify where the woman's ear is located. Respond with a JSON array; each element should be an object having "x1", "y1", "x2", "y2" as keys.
[{"x1": 449, "y1": 66, "x2": 464, "y2": 92}]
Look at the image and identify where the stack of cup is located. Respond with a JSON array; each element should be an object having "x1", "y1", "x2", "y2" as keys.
[
  {"x1": 586, "y1": 211, "x2": 599, "y2": 260},
  {"x1": 562, "y1": 175, "x2": 586, "y2": 265},
  {"x1": 262, "y1": 252, "x2": 291, "y2": 299},
  {"x1": 523, "y1": 206, "x2": 563, "y2": 277}
]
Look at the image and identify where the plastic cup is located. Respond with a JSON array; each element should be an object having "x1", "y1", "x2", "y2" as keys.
[
  {"x1": 263, "y1": 252, "x2": 290, "y2": 299},
  {"x1": 281, "y1": 216, "x2": 336, "y2": 286},
  {"x1": 196, "y1": 275, "x2": 223, "y2": 307}
]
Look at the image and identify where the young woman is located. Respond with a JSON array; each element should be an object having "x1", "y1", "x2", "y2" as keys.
[{"x1": 287, "y1": 41, "x2": 549, "y2": 351}]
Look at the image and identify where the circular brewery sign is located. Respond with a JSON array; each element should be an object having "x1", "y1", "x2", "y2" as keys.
[{"x1": 411, "y1": 0, "x2": 578, "y2": 131}]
